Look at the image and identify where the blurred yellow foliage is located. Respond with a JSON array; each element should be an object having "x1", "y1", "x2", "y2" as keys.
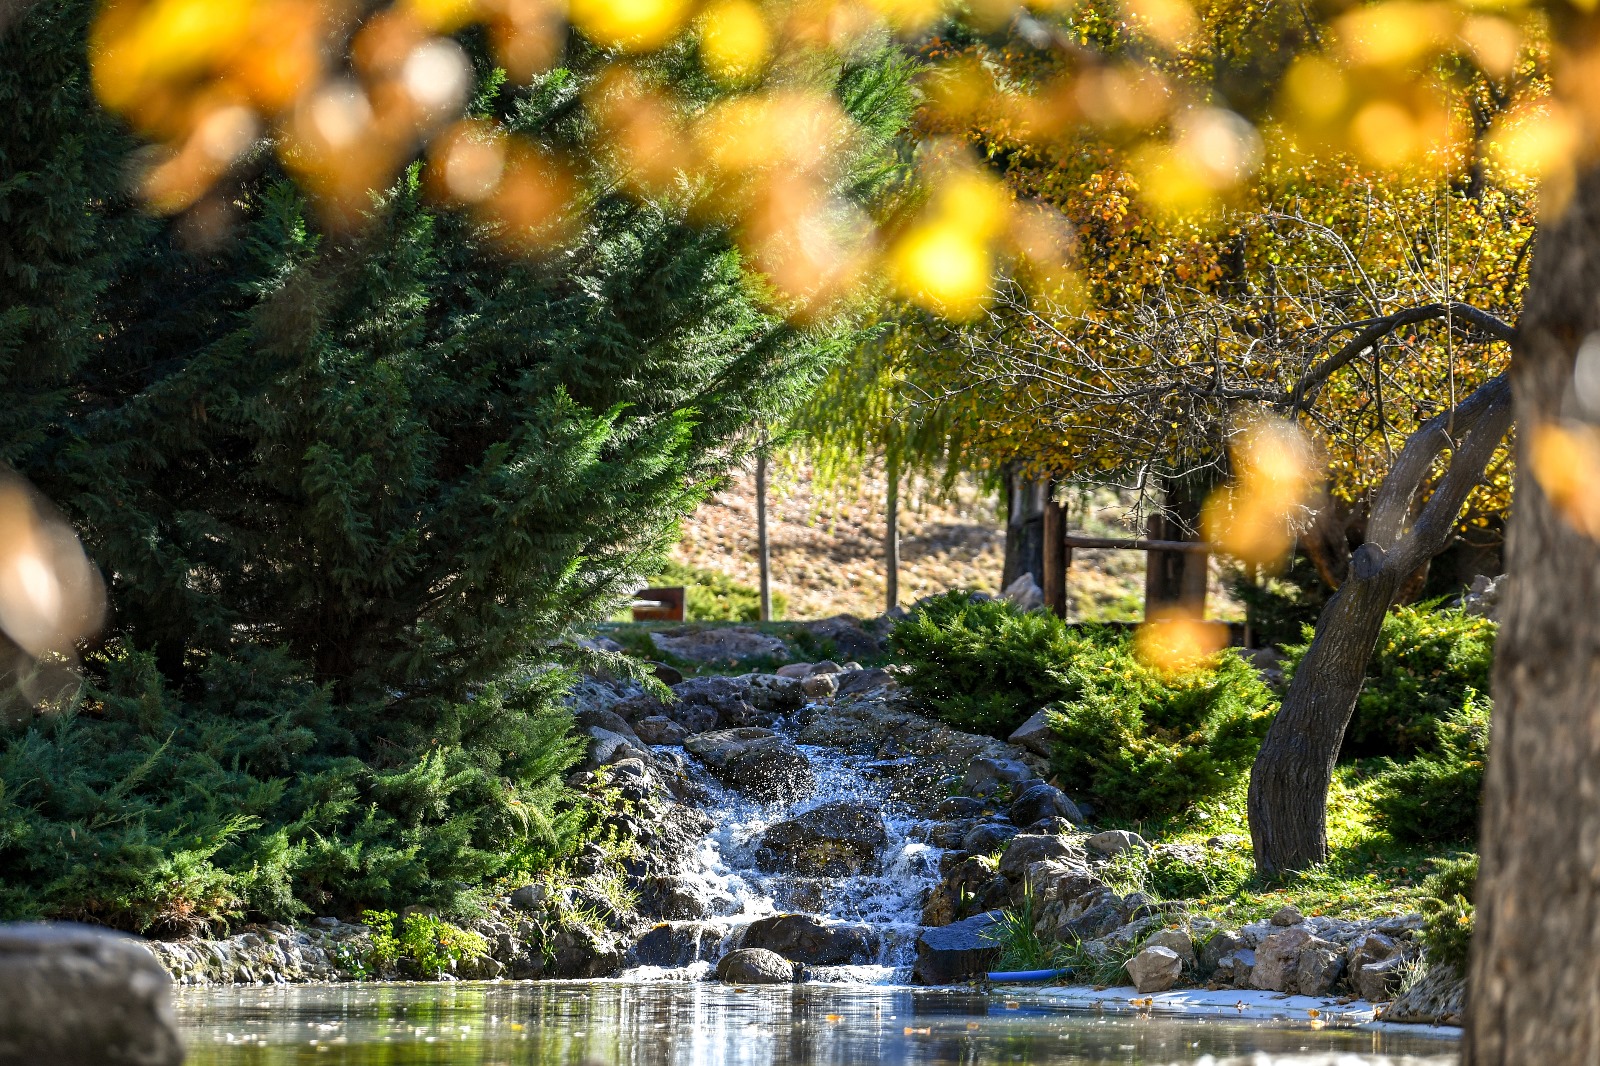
[
  {"x1": 1529, "y1": 421, "x2": 1600, "y2": 539},
  {"x1": 1135, "y1": 607, "x2": 1227, "y2": 673}
]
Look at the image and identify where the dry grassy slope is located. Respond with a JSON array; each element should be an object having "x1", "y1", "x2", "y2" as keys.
[{"x1": 671, "y1": 464, "x2": 1240, "y2": 621}]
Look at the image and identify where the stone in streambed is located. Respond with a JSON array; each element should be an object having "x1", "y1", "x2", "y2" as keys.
[
  {"x1": 963, "y1": 756, "x2": 1037, "y2": 798},
  {"x1": 997, "y1": 834, "x2": 1081, "y2": 880},
  {"x1": 1125, "y1": 945, "x2": 1184, "y2": 993},
  {"x1": 628, "y1": 922, "x2": 726, "y2": 968},
  {"x1": 1008, "y1": 782, "x2": 1084, "y2": 827},
  {"x1": 961, "y1": 821, "x2": 1019, "y2": 854},
  {"x1": 651, "y1": 627, "x2": 790, "y2": 664},
  {"x1": 715, "y1": 948, "x2": 801, "y2": 984},
  {"x1": 0, "y1": 922, "x2": 183, "y2": 1066},
  {"x1": 684, "y1": 727, "x2": 814, "y2": 803},
  {"x1": 740, "y1": 914, "x2": 878, "y2": 966},
  {"x1": 911, "y1": 911, "x2": 1004, "y2": 985},
  {"x1": 634, "y1": 716, "x2": 689, "y2": 746},
  {"x1": 755, "y1": 801, "x2": 888, "y2": 876}
]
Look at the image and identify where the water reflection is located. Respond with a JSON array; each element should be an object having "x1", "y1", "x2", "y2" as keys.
[{"x1": 177, "y1": 981, "x2": 1456, "y2": 1066}]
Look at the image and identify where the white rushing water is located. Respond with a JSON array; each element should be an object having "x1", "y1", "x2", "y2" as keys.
[{"x1": 624, "y1": 719, "x2": 947, "y2": 983}]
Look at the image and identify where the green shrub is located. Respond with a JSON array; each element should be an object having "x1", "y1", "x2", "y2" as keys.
[
  {"x1": 360, "y1": 908, "x2": 489, "y2": 978},
  {"x1": 887, "y1": 593, "x2": 1085, "y2": 737},
  {"x1": 648, "y1": 561, "x2": 788, "y2": 622},
  {"x1": 1284, "y1": 602, "x2": 1495, "y2": 759},
  {"x1": 1368, "y1": 692, "x2": 1490, "y2": 844},
  {"x1": 0, "y1": 645, "x2": 590, "y2": 934},
  {"x1": 1144, "y1": 845, "x2": 1255, "y2": 900},
  {"x1": 1419, "y1": 856, "x2": 1477, "y2": 971},
  {"x1": 1049, "y1": 639, "x2": 1278, "y2": 820}
]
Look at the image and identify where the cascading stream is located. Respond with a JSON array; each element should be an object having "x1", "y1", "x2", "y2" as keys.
[{"x1": 622, "y1": 706, "x2": 946, "y2": 983}]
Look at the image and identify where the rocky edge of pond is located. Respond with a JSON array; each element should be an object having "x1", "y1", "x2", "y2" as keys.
[{"x1": 107, "y1": 621, "x2": 1460, "y2": 1029}]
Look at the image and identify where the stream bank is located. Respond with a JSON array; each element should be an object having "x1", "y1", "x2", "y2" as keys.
[{"x1": 140, "y1": 627, "x2": 1463, "y2": 1030}]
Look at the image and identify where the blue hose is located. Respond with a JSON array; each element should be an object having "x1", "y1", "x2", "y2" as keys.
[{"x1": 985, "y1": 968, "x2": 1071, "y2": 983}]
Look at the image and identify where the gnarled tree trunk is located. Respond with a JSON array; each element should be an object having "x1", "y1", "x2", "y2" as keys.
[
  {"x1": 1466, "y1": 168, "x2": 1600, "y2": 1065},
  {"x1": 1250, "y1": 372, "x2": 1513, "y2": 874}
]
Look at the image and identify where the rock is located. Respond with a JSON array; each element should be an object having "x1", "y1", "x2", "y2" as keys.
[
  {"x1": 628, "y1": 922, "x2": 726, "y2": 968},
  {"x1": 1200, "y1": 930, "x2": 1247, "y2": 975},
  {"x1": 805, "y1": 615, "x2": 883, "y2": 661},
  {"x1": 583, "y1": 726, "x2": 650, "y2": 769},
  {"x1": 810, "y1": 660, "x2": 843, "y2": 675},
  {"x1": 684, "y1": 728, "x2": 814, "y2": 803},
  {"x1": 961, "y1": 821, "x2": 1020, "y2": 854},
  {"x1": 929, "y1": 821, "x2": 970, "y2": 849},
  {"x1": 1357, "y1": 954, "x2": 1410, "y2": 1003},
  {"x1": 1270, "y1": 904, "x2": 1304, "y2": 927},
  {"x1": 1204, "y1": 834, "x2": 1249, "y2": 849},
  {"x1": 740, "y1": 915, "x2": 877, "y2": 965},
  {"x1": 1251, "y1": 927, "x2": 1313, "y2": 992},
  {"x1": 650, "y1": 662, "x2": 684, "y2": 685},
  {"x1": 651, "y1": 626, "x2": 790, "y2": 664},
  {"x1": 1087, "y1": 830, "x2": 1151, "y2": 857},
  {"x1": 801, "y1": 673, "x2": 838, "y2": 699},
  {"x1": 574, "y1": 704, "x2": 647, "y2": 748},
  {"x1": 923, "y1": 856, "x2": 1010, "y2": 927},
  {"x1": 911, "y1": 911, "x2": 1004, "y2": 984},
  {"x1": 1381, "y1": 962, "x2": 1464, "y2": 1024},
  {"x1": 634, "y1": 715, "x2": 690, "y2": 746},
  {"x1": 1125, "y1": 945, "x2": 1183, "y2": 993},
  {"x1": 795, "y1": 701, "x2": 1047, "y2": 785},
  {"x1": 755, "y1": 802, "x2": 889, "y2": 876},
  {"x1": 998, "y1": 834, "x2": 1080, "y2": 881},
  {"x1": 1347, "y1": 931, "x2": 1399, "y2": 975},
  {"x1": 1007, "y1": 709, "x2": 1056, "y2": 758},
  {"x1": 937, "y1": 796, "x2": 991, "y2": 819},
  {"x1": 0, "y1": 922, "x2": 183, "y2": 1066},
  {"x1": 1143, "y1": 928, "x2": 1196, "y2": 969},
  {"x1": 834, "y1": 668, "x2": 896, "y2": 698},
  {"x1": 1008, "y1": 782, "x2": 1084, "y2": 827},
  {"x1": 964, "y1": 756, "x2": 1038, "y2": 798},
  {"x1": 714, "y1": 948, "x2": 799, "y2": 984},
  {"x1": 508, "y1": 884, "x2": 547, "y2": 911},
  {"x1": 1023, "y1": 816, "x2": 1077, "y2": 836},
  {"x1": 1211, "y1": 949, "x2": 1257, "y2": 987},
  {"x1": 775, "y1": 663, "x2": 814, "y2": 679},
  {"x1": 1064, "y1": 898, "x2": 1128, "y2": 940},
  {"x1": 1002, "y1": 573, "x2": 1044, "y2": 610},
  {"x1": 634, "y1": 874, "x2": 711, "y2": 921},
  {"x1": 1296, "y1": 940, "x2": 1346, "y2": 996},
  {"x1": 1460, "y1": 573, "x2": 1503, "y2": 620}
]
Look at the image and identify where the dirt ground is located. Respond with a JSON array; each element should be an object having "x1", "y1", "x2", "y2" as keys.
[{"x1": 671, "y1": 462, "x2": 1242, "y2": 622}]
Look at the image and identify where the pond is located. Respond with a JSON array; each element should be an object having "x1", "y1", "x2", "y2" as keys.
[{"x1": 175, "y1": 981, "x2": 1458, "y2": 1066}]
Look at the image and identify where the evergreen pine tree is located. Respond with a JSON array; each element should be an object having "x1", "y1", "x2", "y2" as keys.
[{"x1": 0, "y1": 5, "x2": 915, "y2": 928}]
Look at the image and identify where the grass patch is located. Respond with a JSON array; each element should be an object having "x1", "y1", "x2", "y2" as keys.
[{"x1": 1100, "y1": 767, "x2": 1475, "y2": 929}]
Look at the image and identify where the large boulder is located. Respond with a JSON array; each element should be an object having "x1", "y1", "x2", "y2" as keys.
[
  {"x1": 0, "y1": 922, "x2": 183, "y2": 1066},
  {"x1": 922, "y1": 856, "x2": 1010, "y2": 926},
  {"x1": 582, "y1": 726, "x2": 651, "y2": 770},
  {"x1": 1143, "y1": 928, "x2": 1196, "y2": 969},
  {"x1": 1381, "y1": 962, "x2": 1464, "y2": 1024},
  {"x1": 651, "y1": 626, "x2": 791, "y2": 664},
  {"x1": 1006, "y1": 709, "x2": 1055, "y2": 758},
  {"x1": 634, "y1": 716, "x2": 689, "y2": 747},
  {"x1": 961, "y1": 821, "x2": 1020, "y2": 854},
  {"x1": 964, "y1": 756, "x2": 1038, "y2": 798},
  {"x1": 1008, "y1": 782, "x2": 1083, "y2": 827},
  {"x1": 627, "y1": 922, "x2": 727, "y2": 968},
  {"x1": 739, "y1": 914, "x2": 878, "y2": 965},
  {"x1": 834, "y1": 668, "x2": 896, "y2": 699},
  {"x1": 714, "y1": 948, "x2": 799, "y2": 984},
  {"x1": 805, "y1": 616, "x2": 883, "y2": 661},
  {"x1": 1125, "y1": 945, "x2": 1183, "y2": 993},
  {"x1": 755, "y1": 802, "x2": 889, "y2": 876},
  {"x1": 684, "y1": 728, "x2": 815, "y2": 803},
  {"x1": 1250, "y1": 927, "x2": 1343, "y2": 995},
  {"x1": 911, "y1": 912, "x2": 1003, "y2": 984},
  {"x1": 1357, "y1": 954, "x2": 1410, "y2": 1003},
  {"x1": 997, "y1": 834, "x2": 1080, "y2": 881}
]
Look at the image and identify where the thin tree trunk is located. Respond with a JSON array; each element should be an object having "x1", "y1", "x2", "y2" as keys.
[
  {"x1": 1466, "y1": 168, "x2": 1600, "y2": 1065},
  {"x1": 885, "y1": 451, "x2": 900, "y2": 612},
  {"x1": 1249, "y1": 563, "x2": 1406, "y2": 871},
  {"x1": 756, "y1": 452, "x2": 771, "y2": 622},
  {"x1": 1250, "y1": 372, "x2": 1512, "y2": 874}
]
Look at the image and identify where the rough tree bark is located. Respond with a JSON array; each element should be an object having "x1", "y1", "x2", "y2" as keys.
[
  {"x1": 885, "y1": 450, "x2": 900, "y2": 612},
  {"x1": 1466, "y1": 168, "x2": 1600, "y2": 1065},
  {"x1": 1250, "y1": 371, "x2": 1513, "y2": 874}
]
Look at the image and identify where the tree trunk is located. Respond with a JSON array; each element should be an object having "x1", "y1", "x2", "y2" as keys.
[
  {"x1": 1466, "y1": 168, "x2": 1600, "y2": 1065},
  {"x1": 1042, "y1": 495, "x2": 1067, "y2": 617},
  {"x1": 1249, "y1": 558, "x2": 1406, "y2": 871},
  {"x1": 756, "y1": 452, "x2": 771, "y2": 622},
  {"x1": 1003, "y1": 471, "x2": 1050, "y2": 590},
  {"x1": 1145, "y1": 474, "x2": 1209, "y2": 616},
  {"x1": 885, "y1": 450, "x2": 900, "y2": 612},
  {"x1": 1250, "y1": 372, "x2": 1512, "y2": 874}
]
